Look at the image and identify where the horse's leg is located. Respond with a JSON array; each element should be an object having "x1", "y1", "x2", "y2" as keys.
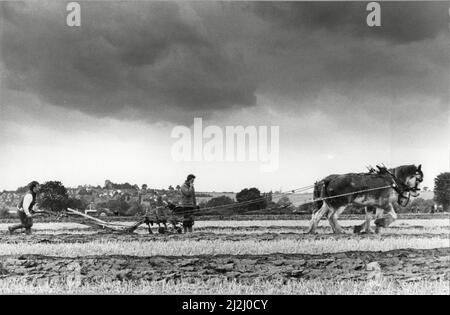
[
  {"x1": 306, "y1": 203, "x2": 329, "y2": 234},
  {"x1": 329, "y1": 206, "x2": 346, "y2": 234},
  {"x1": 374, "y1": 204, "x2": 397, "y2": 233},
  {"x1": 383, "y1": 204, "x2": 397, "y2": 226},
  {"x1": 146, "y1": 223, "x2": 153, "y2": 234},
  {"x1": 353, "y1": 206, "x2": 370, "y2": 234},
  {"x1": 362, "y1": 207, "x2": 376, "y2": 234},
  {"x1": 327, "y1": 208, "x2": 336, "y2": 232},
  {"x1": 373, "y1": 207, "x2": 384, "y2": 234}
]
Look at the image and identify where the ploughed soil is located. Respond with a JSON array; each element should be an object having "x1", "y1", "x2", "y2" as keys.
[
  {"x1": 0, "y1": 232, "x2": 449, "y2": 244},
  {"x1": 0, "y1": 228, "x2": 448, "y2": 244},
  {"x1": 0, "y1": 248, "x2": 448, "y2": 283},
  {"x1": 0, "y1": 212, "x2": 448, "y2": 224}
]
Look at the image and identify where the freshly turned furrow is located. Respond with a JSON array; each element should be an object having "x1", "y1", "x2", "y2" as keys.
[
  {"x1": 0, "y1": 231, "x2": 448, "y2": 244},
  {"x1": 1, "y1": 219, "x2": 447, "y2": 290},
  {"x1": 0, "y1": 248, "x2": 448, "y2": 283}
]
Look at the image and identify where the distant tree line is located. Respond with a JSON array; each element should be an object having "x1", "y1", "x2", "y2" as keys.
[
  {"x1": 198, "y1": 188, "x2": 293, "y2": 216},
  {"x1": 434, "y1": 172, "x2": 450, "y2": 211},
  {"x1": 38, "y1": 181, "x2": 88, "y2": 212},
  {"x1": 7, "y1": 172, "x2": 449, "y2": 218},
  {"x1": 105, "y1": 182, "x2": 139, "y2": 190}
]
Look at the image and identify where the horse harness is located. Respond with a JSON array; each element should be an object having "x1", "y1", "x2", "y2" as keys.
[
  {"x1": 382, "y1": 168, "x2": 420, "y2": 207},
  {"x1": 368, "y1": 165, "x2": 421, "y2": 207}
]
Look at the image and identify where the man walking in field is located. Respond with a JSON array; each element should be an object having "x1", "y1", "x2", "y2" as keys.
[
  {"x1": 8, "y1": 181, "x2": 40, "y2": 235},
  {"x1": 180, "y1": 174, "x2": 197, "y2": 233}
]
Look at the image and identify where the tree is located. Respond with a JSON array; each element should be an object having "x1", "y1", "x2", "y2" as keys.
[
  {"x1": 126, "y1": 201, "x2": 144, "y2": 216},
  {"x1": 98, "y1": 199, "x2": 130, "y2": 216},
  {"x1": 434, "y1": 172, "x2": 450, "y2": 211},
  {"x1": 120, "y1": 182, "x2": 133, "y2": 190},
  {"x1": 16, "y1": 185, "x2": 29, "y2": 193},
  {"x1": 276, "y1": 196, "x2": 293, "y2": 208},
  {"x1": 38, "y1": 181, "x2": 69, "y2": 212},
  {"x1": 297, "y1": 202, "x2": 315, "y2": 214},
  {"x1": 108, "y1": 181, "x2": 135, "y2": 190},
  {"x1": 235, "y1": 188, "x2": 267, "y2": 212},
  {"x1": 205, "y1": 195, "x2": 235, "y2": 208},
  {"x1": 141, "y1": 184, "x2": 148, "y2": 191},
  {"x1": 104, "y1": 180, "x2": 113, "y2": 190},
  {"x1": 78, "y1": 188, "x2": 90, "y2": 195},
  {"x1": 265, "y1": 191, "x2": 273, "y2": 202},
  {"x1": 67, "y1": 198, "x2": 88, "y2": 211},
  {"x1": 409, "y1": 198, "x2": 435, "y2": 213},
  {"x1": 168, "y1": 185, "x2": 174, "y2": 191},
  {"x1": 196, "y1": 196, "x2": 235, "y2": 215}
]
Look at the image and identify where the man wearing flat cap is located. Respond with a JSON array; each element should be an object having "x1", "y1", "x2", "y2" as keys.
[{"x1": 180, "y1": 174, "x2": 197, "y2": 233}]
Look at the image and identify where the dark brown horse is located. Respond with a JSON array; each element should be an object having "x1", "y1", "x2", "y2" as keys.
[{"x1": 306, "y1": 164, "x2": 423, "y2": 234}]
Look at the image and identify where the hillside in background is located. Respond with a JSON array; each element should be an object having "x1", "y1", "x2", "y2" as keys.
[{"x1": 197, "y1": 190, "x2": 434, "y2": 206}]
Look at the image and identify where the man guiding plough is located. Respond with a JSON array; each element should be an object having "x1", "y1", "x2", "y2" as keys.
[
  {"x1": 5, "y1": 164, "x2": 423, "y2": 237},
  {"x1": 125, "y1": 174, "x2": 199, "y2": 234},
  {"x1": 179, "y1": 174, "x2": 197, "y2": 233},
  {"x1": 8, "y1": 181, "x2": 40, "y2": 235}
]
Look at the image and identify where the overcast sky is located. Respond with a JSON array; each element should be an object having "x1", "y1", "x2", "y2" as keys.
[{"x1": 1, "y1": 1, "x2": 449, "y2": 193}]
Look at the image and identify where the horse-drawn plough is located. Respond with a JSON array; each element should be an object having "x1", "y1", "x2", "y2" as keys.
[
  {"x1": 44, "y1": 206, "x2": 186, "y2": 234},
  {"x1": 31, "y1": 164, "x2": 424, "y2": 236}
]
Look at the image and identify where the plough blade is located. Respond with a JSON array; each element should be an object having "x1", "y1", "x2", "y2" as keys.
[{"x1": 66, "y1": 208, "x2": 128, "y2": 232}]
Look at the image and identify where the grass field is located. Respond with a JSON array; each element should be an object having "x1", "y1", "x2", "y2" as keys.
[
  {"x1": 0, "y1": 278, "x2": 448, "y2": 295},
  {"x1": 1, "y1": 218, "x2": 448, "y2": 231},
  {"x1": 0, "y1": 216, "x2": 448, "y2": 294},
  {"x1": 0, "y1": 237, "x2": 448, "y2": 256}
]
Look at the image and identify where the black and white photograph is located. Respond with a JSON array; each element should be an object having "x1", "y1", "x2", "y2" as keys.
[{"x1": 0, "y1": 0, "x2": 449, "y2": 297}]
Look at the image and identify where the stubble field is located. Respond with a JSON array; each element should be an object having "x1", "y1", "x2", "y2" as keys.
[{"x1": 0, "y1": 217, "x2": 448, "y2": 294}]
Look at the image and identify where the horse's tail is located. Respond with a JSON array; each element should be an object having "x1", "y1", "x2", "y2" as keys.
[{"x1": 312, "y1": 181, "x2": 324, "y2": 214}]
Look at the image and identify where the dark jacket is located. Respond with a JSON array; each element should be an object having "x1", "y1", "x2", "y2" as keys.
[{"x1": 180, "y1": 181, "x2": 196, "y2": 207}]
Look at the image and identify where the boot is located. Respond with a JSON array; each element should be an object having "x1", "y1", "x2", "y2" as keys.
[
  {"x1": 8, "y1": 225, "x2": 22, "y2": 235},
  {"x1": 374, "y1": 215, "x2": 395, "y2": 228},
  {"x1": 353, "y1": 224, "x2": 363, "y2": 234}
]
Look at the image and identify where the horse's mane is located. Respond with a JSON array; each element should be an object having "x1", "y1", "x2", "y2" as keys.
[
  {"x1": 366, "y1": 165, "x2": 390, "y2": 175},
  {"x1": 392, "y1": 165, "x2": 418, "y2": 182},
  {"x1": 366, "y1": 164, "x2": 419, "y2": 182}
]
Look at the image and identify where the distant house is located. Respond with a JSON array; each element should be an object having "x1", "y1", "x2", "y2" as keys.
[
  {"x1": 84, "y1": 203, "x2": 97, "y2": 215},
  {"x1": 0, "y1": 192, "x2": 21, "y2": 208}
]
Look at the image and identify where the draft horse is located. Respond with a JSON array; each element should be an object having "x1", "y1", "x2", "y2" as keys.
[{"x1": 306, "y1": 164, "x2": 423, "y2": 234}]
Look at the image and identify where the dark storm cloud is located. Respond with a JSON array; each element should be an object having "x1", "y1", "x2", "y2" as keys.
[
  {"x1": 0, "y1": 1, "x2": 448, "y2": 123},
  {"x1": 254, "y1": 1, "x2": 449, "y2": 43},
  {"x1": 250, "y1": 1, "x2": 449, "y2": 111},
  {"x1": 0, "y1": 1, "x2": 257, "y2": 121}
]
